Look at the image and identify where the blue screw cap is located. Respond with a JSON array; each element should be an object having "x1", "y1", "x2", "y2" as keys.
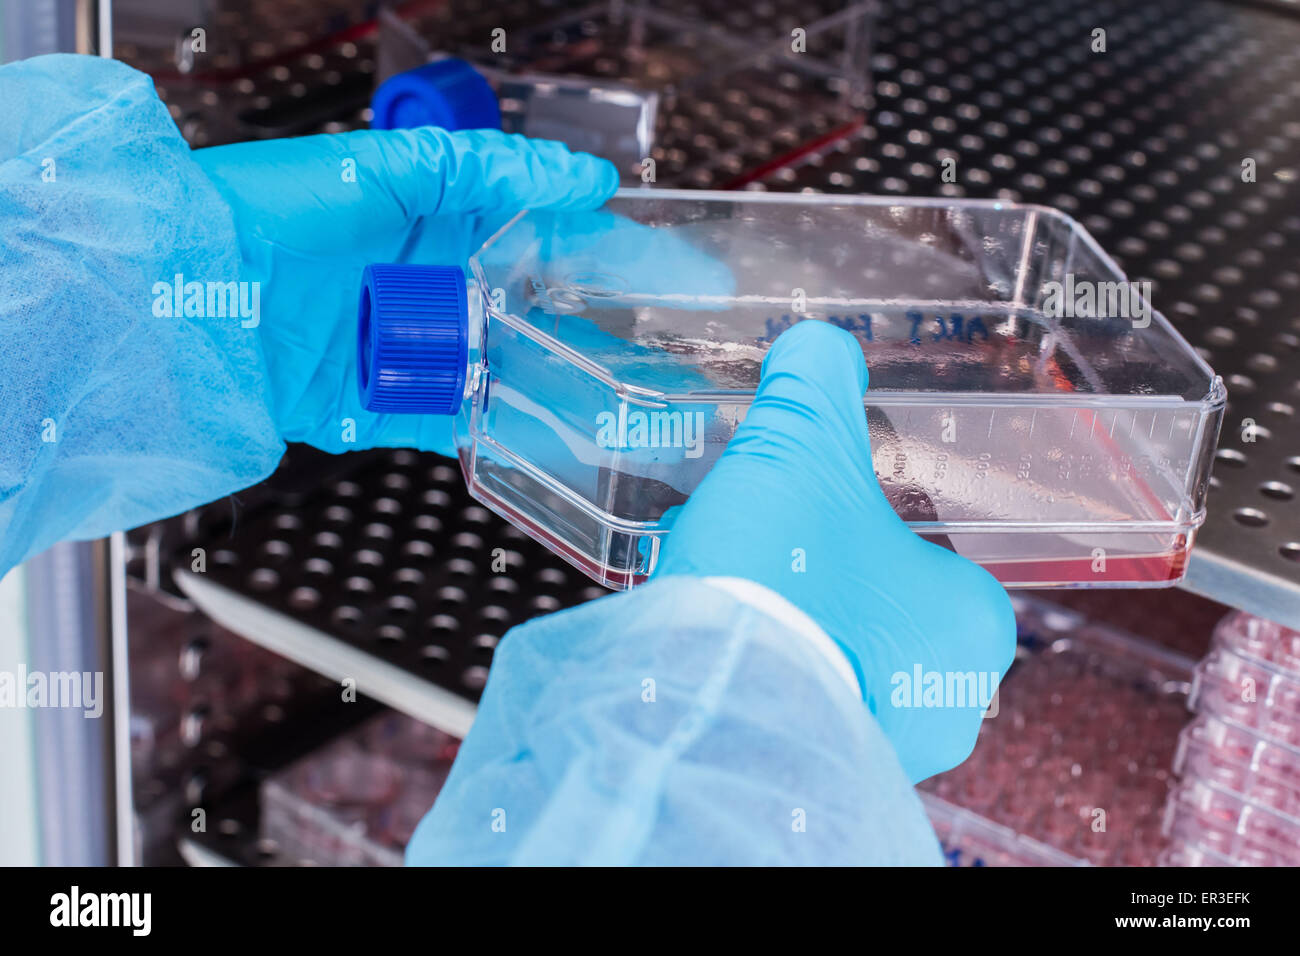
[
  {"x1": 370, "y1": 58, "x2": 502, "y2": 131},
  {"x1": 357, "y1": 263, "x2": 469, "y2": 415}
]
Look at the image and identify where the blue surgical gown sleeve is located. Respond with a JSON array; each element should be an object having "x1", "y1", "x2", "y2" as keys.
[
  {"x1": 406, "y1": 576, "x2": 943, "y2": 866},
  {"x1": 0, "y1": 55, "x2": 284, "y2": 578}
]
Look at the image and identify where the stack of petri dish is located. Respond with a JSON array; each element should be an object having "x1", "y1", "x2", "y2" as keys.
[{"x1": 1161, "y1": 612, "x2": 1300, "y2": 866}]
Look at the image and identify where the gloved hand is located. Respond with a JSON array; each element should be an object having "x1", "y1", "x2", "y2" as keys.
[
  {"x1": 0, "y1": 53, "x2": 616, "y2": 580},
  {"x1": 655, "y1": 320, "x2": 1016, "y2": 783},
  {"x1": 193, "y1": 125, "x2": 619, "y2": 456}
]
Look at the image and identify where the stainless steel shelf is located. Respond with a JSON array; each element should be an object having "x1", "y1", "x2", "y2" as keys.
[
  {"x1": 120, "y1": 0, "x2": 1300, "y2": 619},
  {"x1": 1185, "y1": 549, "x2": 1300, "y2": 631},
  {"x1": 104, "y1": 0, "x2": 1300, "y2": 868}
]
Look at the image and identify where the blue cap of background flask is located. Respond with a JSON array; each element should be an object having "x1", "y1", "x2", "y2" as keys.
[
  {"x1": 357, "y1": 263, "x2": 470, "y2": 415},
  {"x1": 370, "y1": 58, "x2": 502, "y2": 131}
]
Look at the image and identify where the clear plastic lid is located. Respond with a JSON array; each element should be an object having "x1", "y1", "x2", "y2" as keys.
[
  {"x1": 379, "y1": 1, "x2": 874, "y2": 184},
  {"x1": 447, "y1": 189, "x2": 1224, "y2": 589}
]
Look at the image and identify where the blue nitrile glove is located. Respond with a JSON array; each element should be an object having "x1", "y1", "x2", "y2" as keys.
[
  {"x1": 655, "y1": 320, "x2": 1017, "y2": 783},
  {"x1": 193, "y1": 124, "x2": 618, "y2": 457}
]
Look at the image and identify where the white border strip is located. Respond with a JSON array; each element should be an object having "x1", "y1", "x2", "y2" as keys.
[{"x1": 173, "y1": 570, "x2": 478, "y2": 739}]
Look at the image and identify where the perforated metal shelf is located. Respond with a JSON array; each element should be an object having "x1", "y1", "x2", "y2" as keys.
[
  {"x1": 112, "y1": 0, "x2": 1300, "y2": 866},
  {"x1": 170, "y1": 449, "x2": 607, "y2": 737},
  {"x1": 121, "y1": 0, "x2": 1300, "y2": 623}
]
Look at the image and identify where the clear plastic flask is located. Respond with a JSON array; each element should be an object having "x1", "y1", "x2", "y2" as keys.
[{"x1": 356, "y1": 189, "x2": 1225, "y2": 590}]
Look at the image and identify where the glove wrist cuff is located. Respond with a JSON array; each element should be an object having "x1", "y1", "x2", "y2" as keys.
[{"x1": 699, "y1": 577, "x2": 861, "y2": 700}]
